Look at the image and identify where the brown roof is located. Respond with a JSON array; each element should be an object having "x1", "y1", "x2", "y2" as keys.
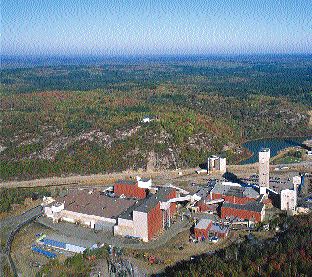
[{"x1": 54, "y1": 190, "x2": 136, "y2": 219}]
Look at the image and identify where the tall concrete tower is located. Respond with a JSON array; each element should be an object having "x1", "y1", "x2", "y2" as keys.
[{"x1": 259, "y1": 148, "x2": 270, "y2": 193}]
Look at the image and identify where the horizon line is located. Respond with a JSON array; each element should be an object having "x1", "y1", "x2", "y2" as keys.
[{"x1": 2, "y1": 52, "x2": 312, "y2": 59}]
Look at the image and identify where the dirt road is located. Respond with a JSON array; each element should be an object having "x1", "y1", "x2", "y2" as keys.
[
  {"x1": 0, "y1": 169, "x2": 181, "y2": 188},
  {"x1": 1, "y1": 161, "x2": 310, "y2": 189}
]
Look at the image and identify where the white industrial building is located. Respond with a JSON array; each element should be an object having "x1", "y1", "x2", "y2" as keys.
[
  {"x1": 113, "y1": 197, "x2": 158, "y2": 242},
  {"x1": 280, "y1": 176, "x2": 299, "y2": 211},
  {"x1": 280, "y1": 189, "x2": 297, "y2": 211},
  {"x1": 114, "y1": 187, "x2": 177, "y2": 242},
  {"x1": 44, "y1": 190, "x2": 136, "y2": 230},
  {"x1": 136, "y1": 176, "x2": 152, "y2": 188},
  {"x1": 207, "y1": 155, "x2": 226, "y2": 174},
  {"x1": 259, "y1": 148, "x2": 270, "y2": 194},
  {"x1": 39, "y1": 234, "x2": 98, "y2": 254}
]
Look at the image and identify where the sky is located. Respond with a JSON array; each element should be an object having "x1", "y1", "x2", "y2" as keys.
[{"x1": 1, "y1": 0, "x2": 311, "y2": 56}]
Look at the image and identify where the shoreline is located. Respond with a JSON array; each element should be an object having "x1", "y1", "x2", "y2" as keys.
[
  {"x1": 239, "y1": 135, "x2": 311, "y2": 164},
  {"x1": 241, "y1": 134, "x2": 311, "y2": 146}
]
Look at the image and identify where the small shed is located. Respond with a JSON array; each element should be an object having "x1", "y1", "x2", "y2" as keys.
[
  {"x1": 194, "y1": 219, "x2": 212, "y2": 240},
  {"x1": 209, "y1": 223, "x2": 229, "y2": 238}
]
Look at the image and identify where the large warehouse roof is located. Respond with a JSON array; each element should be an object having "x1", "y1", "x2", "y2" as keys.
[{"x1": 53, "y1": 190, "x2": 136, "y2": 218}]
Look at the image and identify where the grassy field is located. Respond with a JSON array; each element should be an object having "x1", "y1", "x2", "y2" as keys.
[
  {"x1": 10, "y1": 222, "x2": 69, "y2": 277},
  {"x1": 271, "y1": 148, "x2": 305, "y2": 165}
]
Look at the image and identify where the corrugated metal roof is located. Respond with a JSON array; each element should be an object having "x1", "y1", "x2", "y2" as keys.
[
  {"x1": 196, "y1": 187, "x2": 213, "y2": 198},
  {"x1": 243, "y1": 187, "x2": 259, "y2": 198},
  {"x1": 52, "y1": 190, "x2": 136, "y2": 218},
  {"x1": 41, "y1": 238, "x2": 66, "y2": 249},
  {"x1": 195, "y1": 219, "x2": 212, "y2": 230},
  {"x1": 211, "y1": 183, "x2": 259, "y2": 199},
  {"x1": 44, "y1": 234, "x2": 96, "y2": 249},
  {"x1": 32, "y1": 247, "x2": 57, "y2": 259},
  {"x1": 210, "y1": 223, "x2": 228, "y2": 234}
]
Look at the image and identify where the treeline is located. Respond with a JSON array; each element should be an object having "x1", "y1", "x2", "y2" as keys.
[
  {"x1": 0, "y1": 187, "x2": 51, "y2": 212},
  {"x1": 159, "y1": 214, "x2": 312, "y2": 277}
]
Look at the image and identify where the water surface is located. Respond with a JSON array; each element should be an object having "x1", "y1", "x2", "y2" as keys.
[{"x1": 240, "y1": 137, "x2": 311, "y2": 164}]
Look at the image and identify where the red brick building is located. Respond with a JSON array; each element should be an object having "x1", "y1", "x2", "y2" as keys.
[
  {"x1": 114, "y1": 186, "x2": 178, "y2": 242},
  {"x1": 195, "y1": 200, "x2": 218, "y2": 213},
  {"x1": 114, "y1": 180, "x2": 147, "y2": 199},
  {"x1": 194, "y1": 219, "x2": 212, "y2": 240},
  {"x1": 147, "y1": 201, "x2": 163, "y2": 240},
  {"x1": 221, "y1": 202, "x2": 265, "y2": 222},
  {"x1": 194, "y1": 219, "x2": 229, "y2": 240}
]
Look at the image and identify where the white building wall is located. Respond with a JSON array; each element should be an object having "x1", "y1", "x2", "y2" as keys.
[
  {"x1": 160, "y1": 201, "x2": 171, "y2": 210},
  {"x1": 261, "y1": 207, "x2": 265, "y2": 222},
  {"x1": 137, "y1": 177, "x2": 152, "y2": 189},
  {"x1": 293, "y1": 176, "x2": 301, "y2": 186},
  {"x1": 62, "y1": 216, "x2": 76, "y2": 223},
  {"x1": 207, "y1": 156, "x2": 226, "y2": 174},
  {"x1": 219, "y1": 158, "x2": 227, "y2": 173},
  {"x1": 259, "y1": 149, "x2": 270, "y2": 188},
  {"x1": 259, "y1": 186, "x2": 267, "y2": 195},
  {"x1": 45, "y1": 208, "x2": 116, "y2": 228},
  {"x1": 114, "y1": 218, "x2": 135, "y2": 237},
  {"x1": 133, "y1": 211, "x2": 149, "y2": 242},
  {"x1": 51, "y1": 203, "x2": 64, "y2": 213},
  {"x1": 214, "y1": 158, "x2": 220, "y2": 170},
  {"x1": 44, "y1": 207, "x2": 53, "y2": 218},
  {"x1": 207, "y1": 156, "x2": 217, "y2": 173},
  {"x1": 280, "y1": 189, "x2": 297, "y2": 211},
  {"x1": 65, "y1": 244, "x2": 86, "y2": 253}
]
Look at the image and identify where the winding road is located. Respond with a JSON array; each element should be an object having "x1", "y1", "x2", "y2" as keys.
[{"x1": 0, "y1": 206, "x2": 43, "y2": 277}]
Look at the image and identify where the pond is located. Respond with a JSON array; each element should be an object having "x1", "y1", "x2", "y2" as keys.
[{"x1": 240, "y1": 136, "x2": 311, "y2": 164}]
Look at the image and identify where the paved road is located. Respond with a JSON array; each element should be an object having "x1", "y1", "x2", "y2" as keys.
[
  {"x1": 37, "y1": 216, "x2": 190, "y2": 250},
  {"x1": 0, "y1": 206, "x2": 43, "y2": 277},
  {"x1": 1, "y1": 206, "x2": 43, "y2": 231},
  {"x1": 0, "y1": 168, "x2": 191, "y2": 189},
  {"x1": 276, "y1": 160, "x2": 312, "y2": 169},
  {"x1": 2, "y1": 159, "x2": 311, "y2": 189}
]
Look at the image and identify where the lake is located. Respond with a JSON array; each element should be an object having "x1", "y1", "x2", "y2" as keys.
[{"x1": 240, "y1": 136, "x2": 312, "y2": 164}]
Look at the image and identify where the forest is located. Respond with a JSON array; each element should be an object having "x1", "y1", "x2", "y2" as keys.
[
  {"x1": 0, "y1": 55, "x2": 311, "y2": 181},
  {"x1": 0, "y1": 187, "x2": 51, "y2": 212},
  {"x1": 160, "y1": 214, "x2": 312, "y2": 277}
]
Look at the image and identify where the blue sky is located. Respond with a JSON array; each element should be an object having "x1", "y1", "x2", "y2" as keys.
[{"x1": 2, "y1": 0, "x2": 311, "y2": 56}]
